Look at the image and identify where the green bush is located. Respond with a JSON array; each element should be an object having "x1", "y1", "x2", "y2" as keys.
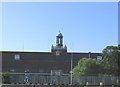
[
  {"x1": 48, "y1": 83, "x2": 50, "y2": 85},
  {"x1": 18, "y1": 82, "x2": 21, "y2": 84},
  {"x1": 30, "y1": 82, "x2": 32, "y2": 84},
  {"x1": 23, "y1": 82, "x2": 25, "y2": 84},
  {"x1": 2, "y1": 72, "x2": 12, "y2": 84},
  {"x1": 14, "y1": 82, "x2": 17, "y2": 84},
  {"x1": 53, "y1": 83, "x2": 56, "y2": 85},
  {"x1": 80, "y1": 83, "x2": 83, "y2": 85},
  {"x1": 74, "y1": 84, "x2": 77, "y2": 86},
  {"x1": 66, "y1": 84, "x2": 69, "y2": 86},
  {"x1": 40, "y1": 83, "x2": 43, "y2": 85}
]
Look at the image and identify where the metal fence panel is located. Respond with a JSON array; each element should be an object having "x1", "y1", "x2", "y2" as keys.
[{"x1": 9, "y1": 74, "x2": 120, "y2": 85}]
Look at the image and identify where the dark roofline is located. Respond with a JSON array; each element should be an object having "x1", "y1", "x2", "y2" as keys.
[
  {"x1": 67, "y1": 52, "x2": 101, "y2": 54},
  {"x1": 1, "y1": 51, "x2": 101, "y2": 54}
]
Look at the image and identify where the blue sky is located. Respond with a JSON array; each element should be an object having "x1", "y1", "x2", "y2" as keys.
[{"x1": 2, "y1": 2, "x2": 118, "y2": 53}]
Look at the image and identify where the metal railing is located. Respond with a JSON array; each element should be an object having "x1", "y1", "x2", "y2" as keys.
[{"x1": 9, "y1": 73, "x2": 120, "y2": 85}]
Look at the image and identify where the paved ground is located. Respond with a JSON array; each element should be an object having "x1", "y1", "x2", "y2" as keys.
[{"x1": 1, "y1": 84, "x2": 119, "y2": 87}]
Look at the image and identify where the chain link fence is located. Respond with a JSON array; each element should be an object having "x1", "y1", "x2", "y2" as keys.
[{"x1": 9, "y1": 73, "x2": 120, "y2": 85}]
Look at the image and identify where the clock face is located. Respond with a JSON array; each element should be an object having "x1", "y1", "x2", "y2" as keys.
[{"x1": 56, "y1": 51, "x2": 60, "y2": 56}]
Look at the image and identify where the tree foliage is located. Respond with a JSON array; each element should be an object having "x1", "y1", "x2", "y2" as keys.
[
  {"x1": 101, "y1": 46, "x2": 119, "y2": 76},
  {"x1": 2, "y1": 72, "x2": 12, "y2": 84},
  {"x1": 73, "y1": 57, "x2": 101, "y2": 76},
  {"x1": 73, "y1": 45, "x2": 119, "y2": 76},
  {"x1": 118, "y1": 44, "x2": 120, "y2": 76}
]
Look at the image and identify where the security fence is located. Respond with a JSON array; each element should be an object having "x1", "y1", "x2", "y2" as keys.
[{"x1": 9, "y1": 73, "x2": 120, "y2": 85}]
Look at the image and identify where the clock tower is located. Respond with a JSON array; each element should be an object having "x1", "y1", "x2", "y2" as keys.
[{"x1": 51, "y1": 32, "x2": 67, "y2": 55}]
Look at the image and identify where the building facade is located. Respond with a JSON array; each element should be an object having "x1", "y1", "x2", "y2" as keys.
[{"x1": 2, "y1": 32, "x2": 101, "y2": 74}]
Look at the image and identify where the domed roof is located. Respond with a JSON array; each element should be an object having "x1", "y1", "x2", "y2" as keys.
[{"x1": 56, "y1": 32, "x2": 63, "y2": 37}]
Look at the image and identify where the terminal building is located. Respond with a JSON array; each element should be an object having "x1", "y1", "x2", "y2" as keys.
[{"x1": 2, "y1": 32, "x2": 101, "y2": 74}]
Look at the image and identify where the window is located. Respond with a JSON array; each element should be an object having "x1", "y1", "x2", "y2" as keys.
[
  {"x1": 14, "y1": 54, "x2": 20, "y2": 60},
  {"x1": 10, "y1": 69, "x2": 14, "y2": 72},
  {"x1": 24, "y1": 69, "x2": 29, "y2": 73},
  {"x1": 51, "y1": 70, "x2": 63, "y2": 76},
  {"x1": 39, "y1": 69, "x2": 43, "y2": 73}
]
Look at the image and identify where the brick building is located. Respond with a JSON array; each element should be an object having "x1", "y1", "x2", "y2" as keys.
[{"x1": 2, "y1": 32, "x2": 101, "y2": 74}]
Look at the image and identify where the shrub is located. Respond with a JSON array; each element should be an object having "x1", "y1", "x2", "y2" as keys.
[
  {"x1": 74, "y1": 84, "x2": 77, "y2": 86},
  {"x1": 80, "y1": 83, "x2": 83, "y2": 85},
  {"x1": 40, "y1": 83, "x2": 43, "y2": 85},
  {"x1": 14, "y1": 82, "x2": 17, "y2": 84},
  {"x1": 53, "y1": 83, "x2": 56, "y2": 85},
  {"x1": 48, "y1": 83, "x2": 50, "y2": 85},
  {"x1": 18, "y1": 82, "x2": 21, "y2": 84},
  {"x1": 2, "y1": 72, "x2": 12, "y2": 84},
  {"x1": 23, "y1": 82, "x2": 25, "y2": 84},
  {"x1": 30, "y1": 82, "x2": 32, "y2": 84},
  {"x1": 66, "y1": 84, "x2": 69, "y2": 86}
]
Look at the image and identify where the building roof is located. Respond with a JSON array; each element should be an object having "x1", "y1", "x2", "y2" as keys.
[{"x1": 56, "y1": 32, "x2": 63, "y2": 37}]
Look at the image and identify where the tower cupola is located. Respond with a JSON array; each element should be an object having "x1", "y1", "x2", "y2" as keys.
[
  {"x1": 56, "y1": 32, "x2": 63, "y2": 47},
  {"x1": 51, "y1": 32, "x2": 67, "y2": 54}
]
